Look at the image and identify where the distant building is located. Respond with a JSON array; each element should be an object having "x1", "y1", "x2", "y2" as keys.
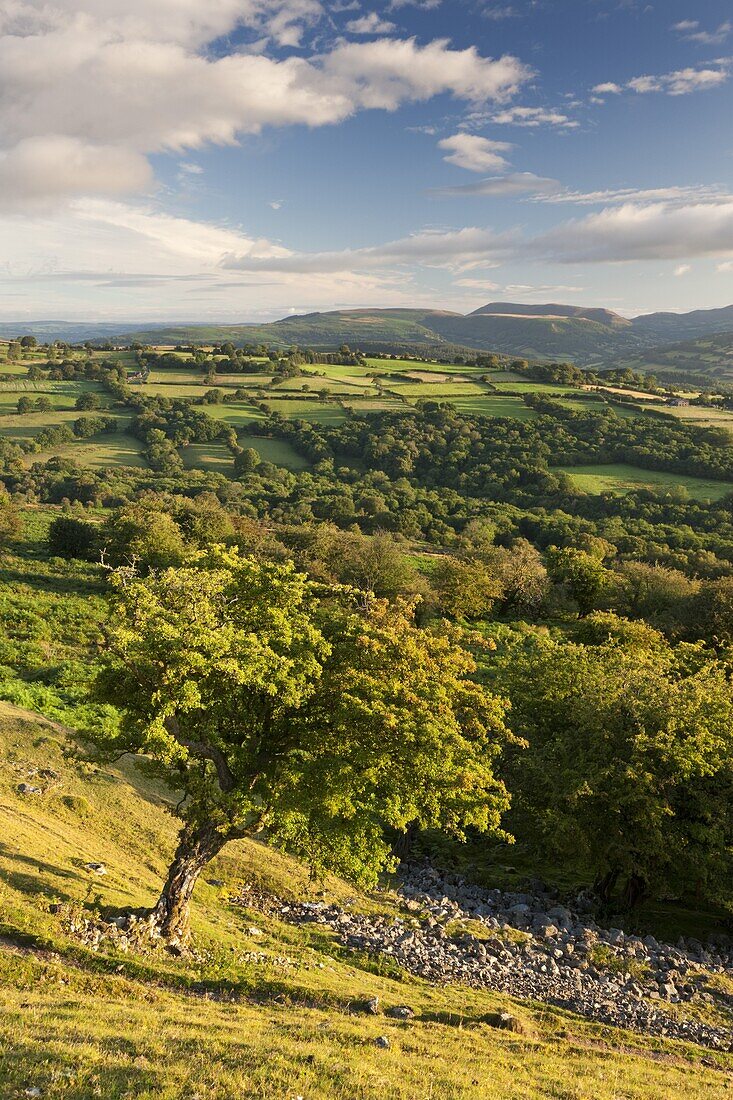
[
  {"x1": 668, "y1": 398, "x2": 690, "y2": 407},
  {"x1": 127, "y1": 367, "x2": 150, "y2": 384}
]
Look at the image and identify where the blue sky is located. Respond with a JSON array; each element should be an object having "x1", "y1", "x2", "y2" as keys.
[{"x1": 1, "y1": 0, "x2": 732, "y2": 321}]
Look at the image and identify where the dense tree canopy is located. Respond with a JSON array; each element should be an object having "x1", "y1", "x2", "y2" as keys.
[{"x1": 484, "y1": 619, "x2": 733, "y2": 912}]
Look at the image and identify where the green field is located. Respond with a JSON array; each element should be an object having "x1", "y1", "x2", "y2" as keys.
[
  {"x1": 264, "y1": 398, "x2": 348, "y2": 423},
  {"x1": 23, "y1": 431, "x2": 147, "y2": 469},
  {"x1": 388, "y1": 381, "x2": 490, "y2": 398},
  {"x1": 1, "y1": 409, "x2": 98, "y2": 441},
  {"x1": 180, "y1": 441, "x2": 233, "y2": 475},
  {"x1": 239, "y1": 433, "x2": 310, "y2": 469},
  {"x1": 272, "y1": 376, "x2": 374, "y2": 395},
  {"x1": 557, "y1": 463, "x2": 733, "y2": 500},
  {"x1": 343, "y1": 396, "x2": 409, "y2": 413},
  {"x1": 445, "y1": 394, "x2": 538, "y2": 419},
  {"x1": 204, "y1": 403, "x2": 267, "y2": 426}
]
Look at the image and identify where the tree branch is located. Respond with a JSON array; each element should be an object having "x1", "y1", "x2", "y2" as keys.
[{"x1": 164, "y1": 717, "x2": 237, "y2": 793}]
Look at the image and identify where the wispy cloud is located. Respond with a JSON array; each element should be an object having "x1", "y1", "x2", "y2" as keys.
[
  {"x1": 483, "y1": 5, "x2": 518, "y2": 20},
  {"x1": 223, "y1": 225, "x2": 517, "y2": 274},
  {"x1": 537, "y1": 184, "x2": 733, "y2": 207},
  {"x1": 672, "y1": 20, "x2": 732, "y2": 46},
  {"x1": 490, "y1": 106, "x2": 579, "y2": 128},
  {"x1": 429, "y1": 172, "x2": 562, "y2": 198},
  {"x1": 438, "y1": 133, "x2": 513, "y2": 172},
  {"x1": 344, "y1": 12, "x2": 397, "y2": 34},
  {"x1": 593, "y1": 61, "x2": 731, "y2": 97}
]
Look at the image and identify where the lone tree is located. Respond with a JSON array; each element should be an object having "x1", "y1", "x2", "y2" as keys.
[{"x1": 95, "y1": 547, "x2": 512, "y2": 946}]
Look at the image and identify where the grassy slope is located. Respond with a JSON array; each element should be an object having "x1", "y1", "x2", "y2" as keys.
[{"x1": 1, "y1": 703, "x2": 731, "y2": 1099}]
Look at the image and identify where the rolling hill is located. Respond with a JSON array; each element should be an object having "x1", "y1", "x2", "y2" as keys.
[
  {"x1": 119, "y1": 302, "x2": 733, "y2": 363},
  {"x1": 6, "y1": 302, "x2": 733, "y2": 365}
]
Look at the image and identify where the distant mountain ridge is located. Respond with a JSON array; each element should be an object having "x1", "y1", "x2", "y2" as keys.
[
  {"x1": 468, "y1": 302, "x2": 631, "y2": 327},
  {"x1": 4, "y1": 302, "x2": 733, "y2": 364}
]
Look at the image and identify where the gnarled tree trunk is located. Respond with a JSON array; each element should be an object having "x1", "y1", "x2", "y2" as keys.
[{"x1": 151, "y1": 821, "x2": 228, "y2": 947}]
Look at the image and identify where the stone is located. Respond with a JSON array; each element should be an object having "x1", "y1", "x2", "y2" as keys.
[
  {"x1": 533, "y1": 922, "x2": 559, "y2": 939},
  {"x1": 83, "y1": 862, "x2": 107, "y2": 875},
  {"x1": 17, "y1": 783, "x2": 42, "y2": 795},
  {"x1": 375, "y1": 1036, "x2": 390, "y2": 1049},
  {"x1": 365, "y1": 996, "x2": 380, "y2": 1015},
  {"x1": 483, "y1": 1011, "x2": 528, "y2": 1035},
  {"x1": 386, "y1": 1005, "x2": 415, "y2": 1020}
]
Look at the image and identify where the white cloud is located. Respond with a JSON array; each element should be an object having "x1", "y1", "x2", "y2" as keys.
[
  {"x1": 454, "y1": 277, "x2": 501, "y2": 290},
  {"x1": 223, "y1": 225, "x2": 516, "y2": 273},
  {"x1": 344, "y1": 13, "x2": 397, "y2": 34},
  {"x1": 429, "y1": 171, "x2": 562, "y2": 198},
  {"x1": 388, "y1": 0, "x2": 442, "y2": 9},
  {"x1": 0, "y1": 197, "x2": 422, "y2": 319},
  {"x1": 595, "y1": 63, "x2": 731, "y2": 99},
  {"x1": 533, "y1": 200, "x2": 733, "y2": 263},
  {"x1": 674, "y1": 264, "x2": 691, "y2": 276},
  {"x1": 592, "y1": 82, "x2": 622, "y2": 95},
  {"x1": 438, "y1": 133, "x2": 513, "y2": 172},
  {"x1": 0, "y1": 4, "x2": 532, "y2": 208},
  {"x1": 490, "y1": 106, "x2": 579, "y2": 128}
]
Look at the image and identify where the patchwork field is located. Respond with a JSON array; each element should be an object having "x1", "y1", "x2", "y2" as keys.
[
  {"x1": 557, "y1": 463, "x2": 733, "y2": 501},
  {"x1": 4, "y1": 347, "x2": 724, "y2": 482}
]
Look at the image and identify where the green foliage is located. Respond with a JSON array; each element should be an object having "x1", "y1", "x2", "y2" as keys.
[
  {"x1": 75, "y1": 391, "x2": 101, "y2": 411},
  {"x1": 94, "y1": 548, "x2": 512, "y2": 889},
  {"x1": 0, "y1": 488, "x2": 21, "y2": 544},
  {"x1": 546, "y1": 546, "x2": 610, "y2": 616},
  {"x1": 432, "y1": 557, "x2": 502, "y2": 620},
  {"x1": 484, "y1": 624, "x2": 733, "y2": 911},
  {"x1": 48, "y1": 515, "x2": 100, "y2": 560},
  {"x1": 101, "y1": 502, "x2": 189, "y2": 568}
]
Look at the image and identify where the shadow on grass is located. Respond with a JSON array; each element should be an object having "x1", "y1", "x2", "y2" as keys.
[{"x1": 0, "y1": 1036, "x2": 165, "y2": 1099}]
